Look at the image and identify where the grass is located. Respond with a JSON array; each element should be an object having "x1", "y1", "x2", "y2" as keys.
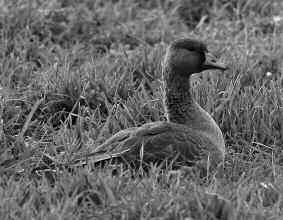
[{"x1": 0, "y1": 0, "x2": 283, "y2": 219}]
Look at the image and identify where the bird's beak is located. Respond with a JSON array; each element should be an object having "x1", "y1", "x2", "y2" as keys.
[{"x1": 201, "y1": 52, "x2": 228, "y2": 71}]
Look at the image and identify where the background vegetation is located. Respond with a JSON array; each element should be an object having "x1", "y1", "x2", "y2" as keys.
[{"x1": 0, "y1": 0, "x2": 283, "y2": 219}]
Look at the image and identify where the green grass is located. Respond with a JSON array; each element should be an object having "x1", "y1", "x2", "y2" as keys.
[{"x1": 0, "y1": 0, "x2": 283, "y2": 219}]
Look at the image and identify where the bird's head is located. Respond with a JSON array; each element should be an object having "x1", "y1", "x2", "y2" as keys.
[{"x1": 163, "y1": 38, "x2": 227, "y2": 76}]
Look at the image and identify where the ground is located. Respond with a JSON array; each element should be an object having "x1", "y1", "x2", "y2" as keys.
[{"x1": 0, "y1": 0, "x2": 283, "y2": 219}]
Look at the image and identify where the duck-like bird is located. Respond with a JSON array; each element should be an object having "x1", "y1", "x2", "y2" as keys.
[{"x1": 87, "y1": 38, "x2": 227, "y2": 169}]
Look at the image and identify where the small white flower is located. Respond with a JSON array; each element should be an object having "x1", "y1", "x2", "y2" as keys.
[
  {"x1": 273, "y1": 16, "x2": 283, "y2": 25},
  {"x1": 38, "y1": 9, "x2": 50, "y2": 16}
]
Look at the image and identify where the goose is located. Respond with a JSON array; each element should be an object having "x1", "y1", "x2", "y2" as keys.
[{"x1": 86, "y1": 38, "x2": 227, "y2": 170}]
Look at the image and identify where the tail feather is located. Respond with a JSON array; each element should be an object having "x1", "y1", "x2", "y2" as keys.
[
  {"x1": 90, "y1": 149, "x2": 131, "y2": 163},
  {"x1": 82, "y1": 128, "x2": 141, "y2": 164},
  {"x1": 94, "y1": 127, "x2": 135, "y2": 153}
]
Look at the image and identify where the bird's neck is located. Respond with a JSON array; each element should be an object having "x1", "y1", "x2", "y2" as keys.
[
  {"x1": 163, "y1": 68, "x2": 224, "y2": 146},
  {"x1": 163, "y1": 68, "x2": 197, "y2": 125}
]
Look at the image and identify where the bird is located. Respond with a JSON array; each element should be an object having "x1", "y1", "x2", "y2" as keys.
[{"x1": 83, "y1": 38, "x2": 227, "y2": 170}]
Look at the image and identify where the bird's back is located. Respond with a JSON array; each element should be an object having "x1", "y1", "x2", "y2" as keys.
[{"x1": 92, "y1": 120, "x2": 224, "y2": 169}]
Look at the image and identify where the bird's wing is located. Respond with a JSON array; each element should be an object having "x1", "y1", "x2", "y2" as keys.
[{"x1": 85, "y1": 121, "x2": 214, "y2": 165}]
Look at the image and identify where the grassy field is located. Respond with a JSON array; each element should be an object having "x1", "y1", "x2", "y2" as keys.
[{"x1": 0, "y1": 0, "x2": 283, "y2": 219}]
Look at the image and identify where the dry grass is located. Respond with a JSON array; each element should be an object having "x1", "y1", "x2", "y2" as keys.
[{"x1": 0, "y1": 0, "x2": 283, "y2": 219}]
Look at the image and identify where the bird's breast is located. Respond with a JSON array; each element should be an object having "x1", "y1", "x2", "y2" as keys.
[{"x1": 191, "y1": 103, "x2": 225, "y2": 155}]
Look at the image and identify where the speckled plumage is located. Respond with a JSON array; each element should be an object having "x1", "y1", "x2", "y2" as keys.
[{"x1": 90, "y1": 38, "x2": 227, "y2": 169}]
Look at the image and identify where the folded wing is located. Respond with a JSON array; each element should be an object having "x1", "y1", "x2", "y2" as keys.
[{"x1": 87, "y1": 121, "x2": 222, "y2": 167}]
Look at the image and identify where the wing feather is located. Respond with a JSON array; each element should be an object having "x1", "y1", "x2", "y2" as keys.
[{"x1": 87, "y1": 121, "x2": 220, "y2": 166}]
